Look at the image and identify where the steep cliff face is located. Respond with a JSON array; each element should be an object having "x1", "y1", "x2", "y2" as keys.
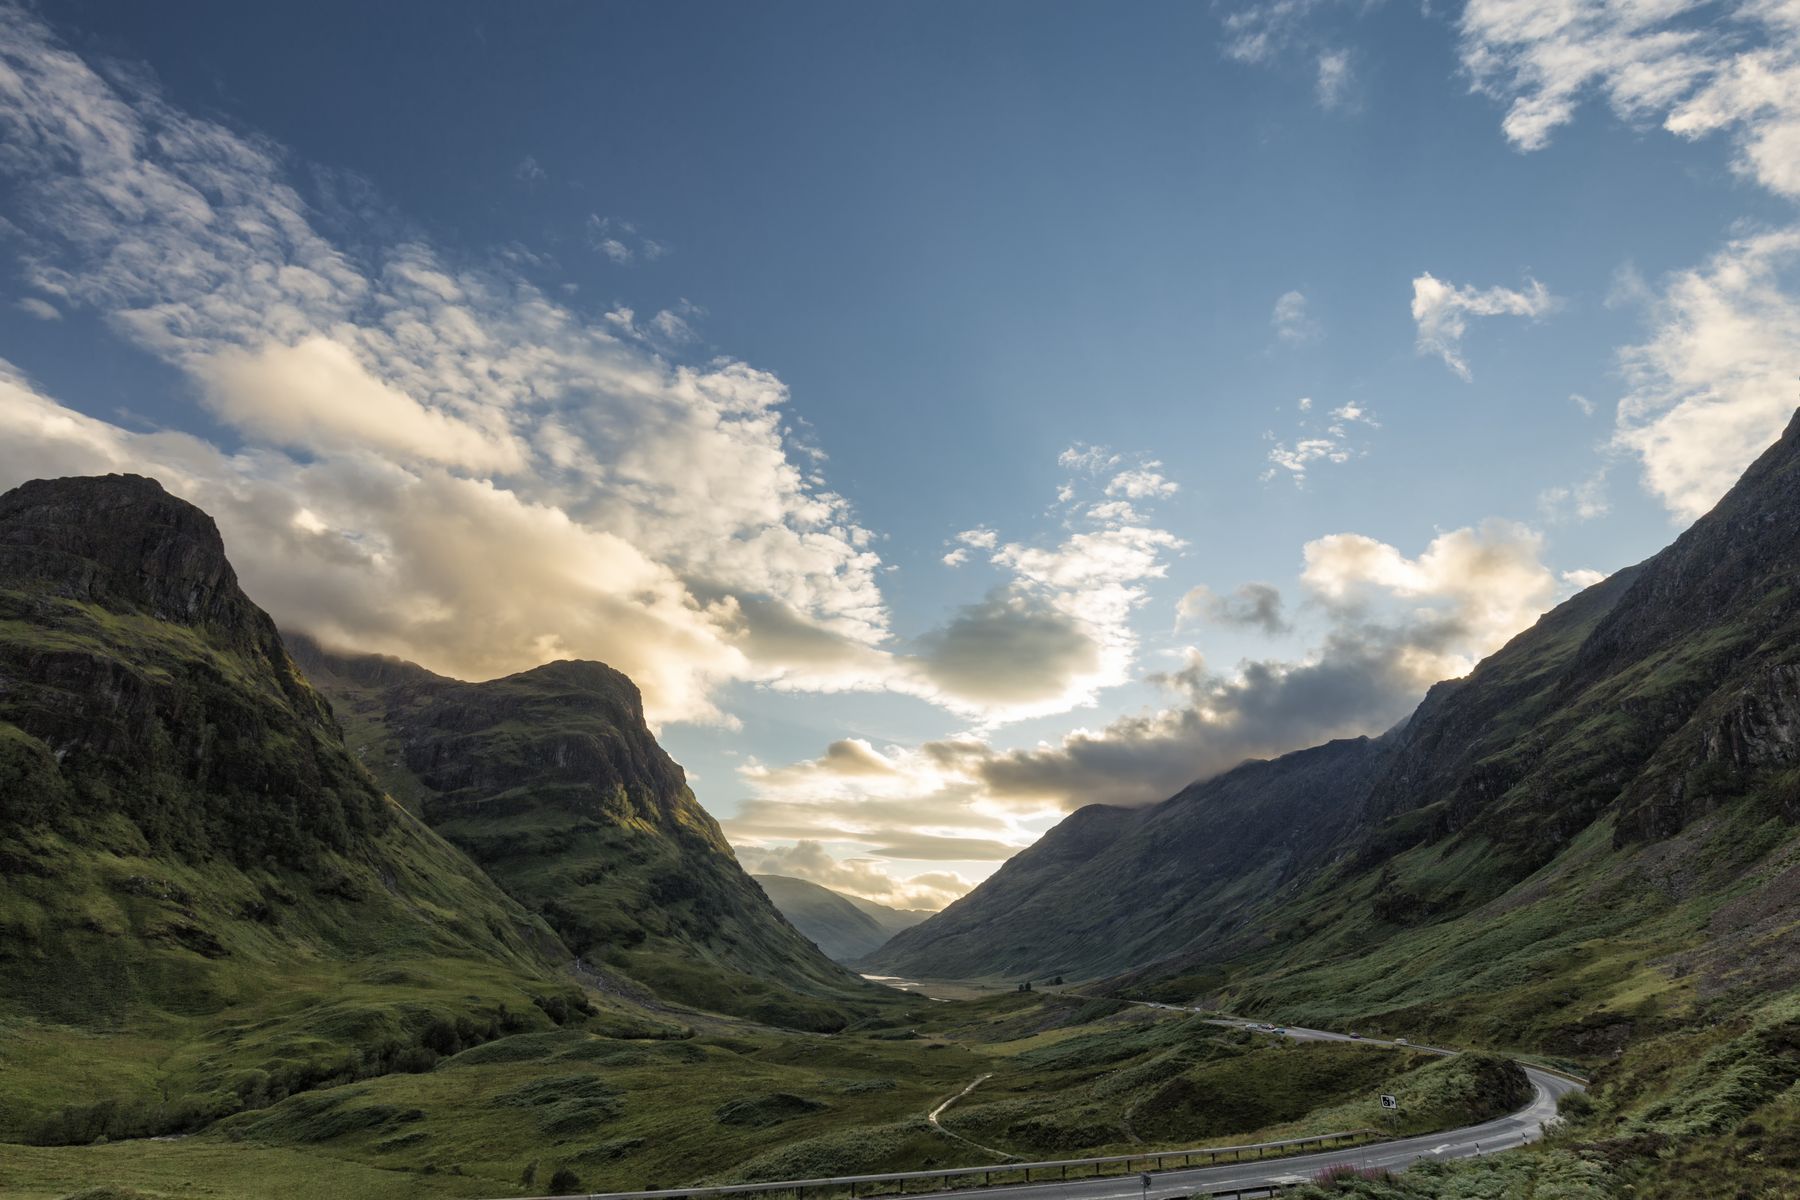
[
  {"x1": 0, "y1": 475, "x2": 586, "y2": 1141},
  {"x1": 0, "y1": 475, "x2": 385, "y2": 862},
  {"x1": 288, "y1": 636, "x2": 877, "y2": 1030}
]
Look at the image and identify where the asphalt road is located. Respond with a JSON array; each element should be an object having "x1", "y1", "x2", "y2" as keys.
[
  {"x1": 503, "y1": 1012, "x2": 1585, "y2": 1200},
  {"x1": 904, "y1": 1066, "x2": 1577, "y2": 1200},
  {"x1": 900, "y1": 1011, "x2": 1583, "y2": 1200}
]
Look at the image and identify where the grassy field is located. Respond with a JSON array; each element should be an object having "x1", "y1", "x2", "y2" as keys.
[{"x1": 0, "y1": 992, "x2": 1532, "y2": 1200}]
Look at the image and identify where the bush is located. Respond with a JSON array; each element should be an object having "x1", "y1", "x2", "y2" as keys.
[{"x1": 548, "y1": 1166, "x2": 582, "y2": 1194}]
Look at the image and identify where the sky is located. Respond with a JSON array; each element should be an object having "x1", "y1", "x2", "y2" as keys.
[{"x1": 1, "y1": 0, "x2": 1797, "y2": 910}]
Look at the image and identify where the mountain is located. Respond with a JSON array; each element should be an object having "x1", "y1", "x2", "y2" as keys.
[
  {"x1": 287, "y1": 636, "x2": 880, "y2": 1030},
  {"x1": 875, "y1": 410, "x2": 1800, "y2": 1057},
  {"x1": 753, "y1": 874, "x2": 928, "y2": 962},
  {"x1": 0, "y1": 474, "x2": 589, "y2": 1142},
  {"x1": 866, "y1": 733, "x2": 1396, "y2": 980}
]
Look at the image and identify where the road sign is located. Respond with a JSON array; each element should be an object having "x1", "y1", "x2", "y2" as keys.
[{"x1": 1381, "y1": 1094, "x2": 1399, "y2": 1109}]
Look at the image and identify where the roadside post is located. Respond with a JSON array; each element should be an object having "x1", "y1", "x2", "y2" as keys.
[{"x1": 1140, "y1": 1171, "x2": 1152, "y2": 1200}]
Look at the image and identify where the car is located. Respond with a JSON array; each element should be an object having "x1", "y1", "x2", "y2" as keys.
[
  {"x1": 1348, "y1": 1031, "x2": 1361, "y2": 1039},
  {"x1": 1272, "y1": 1027, "x2": 1287, "y2": 1034},
  {"x1": 1243, "y1": 1022, "x2": 1259, "y2": 1031},
  {"x1": 1394, "y1": 1037, "x2": 1409, "y2": 1045}
]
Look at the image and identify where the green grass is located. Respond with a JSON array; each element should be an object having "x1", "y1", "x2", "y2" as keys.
[{"x1": 0, "y1": 993, "x2": 1537, "y2": 1200}]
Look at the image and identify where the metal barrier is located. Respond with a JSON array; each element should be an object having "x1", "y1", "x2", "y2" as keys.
[{"x1": 501, "y1": 1129, "x2": 1381, "y2": 1200}]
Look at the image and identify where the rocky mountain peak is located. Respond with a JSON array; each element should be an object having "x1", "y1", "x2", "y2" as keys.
[{"x1": 0, "y1": 474, "x2": 257, "y2": 636}]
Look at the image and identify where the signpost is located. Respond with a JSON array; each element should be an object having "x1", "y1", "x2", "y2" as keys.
[
  {"x1": 1380, "y1": 1095, "x2": 1398, "y2": 1110},
  {"x1": 1140, "y1": 1172, "x2": 1152, "y2": 1200}
]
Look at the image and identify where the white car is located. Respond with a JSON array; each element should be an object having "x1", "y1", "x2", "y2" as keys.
[{"x1": 1395, "y1": 1037, "x2": 1409, "y2": 1045}]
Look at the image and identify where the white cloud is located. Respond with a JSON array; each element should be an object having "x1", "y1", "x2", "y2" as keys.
[
  {"x1": 1562, "y1": 567, "x2": 1606, "y2": 590},
  {"x1": 1538, "y1": 468, "x2": 1611, "y2": 522},
  {"x1": 737, "y1": 517, "x2": 1568, "y2": 891},
  {"x1": 0, "y1": 8, "x2": 886, "y2": 725},
  {"x1": 1104, "y1": 464, "x2": 1179, "y2": 499},
  {"x1": 1177, "y1": 581, "x2": 1289, "y2": 634},
  {"x1": 1460, "y1": 0, "x2": 1800, "y2": 199},
  {"x1": 935, "y1": 518, "x2": 1564, "y2": 814},
  {"x1": 1316, "y1": 49, "x2": 1355, "y2": 110},
  {"x1": 513, "y1": 155, "x2": 546, "y2": 185},
  {"x1": 1262, "y1": 400, "x2": 1378, "y2": 484},
  {"x1": 748, "y1": 841, "x2": 971, "y2": 911},
  {"x1": 909, "y1": 461, "x2": 1185, "y2": 723},
  {"x1": 586, "y1": 214, "x2": 665, "y2": 264},
  {"x1": 1571, "y1": 392, "x2": 1596, "y2": 416},
  {"x1": 1612, "y1": 226, "x2": 1800, "y2": 522},
  {"x1": 1220, "y1": 0, "x2": 1330, "y2": 64},
  {"x1": 196, "y1": 336, "x2": 526, "y2": 471},
  {"x1": 15, "y1": 297, "x2": 59, "y2": 320},
  {"x1": 1410, "y1": 272, "x2": 1557, "y2": 380},
  {"x1": 1057, "y1": 443, "x2": 1122, "y2": 474},
  {"x1": 1272, "y1": 290, "x2": 1321, "y2": 344}
]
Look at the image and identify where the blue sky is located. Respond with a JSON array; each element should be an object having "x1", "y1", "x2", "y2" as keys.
[{"x1": 3, "y1": 0, "x2": 1797, "y2": 907}]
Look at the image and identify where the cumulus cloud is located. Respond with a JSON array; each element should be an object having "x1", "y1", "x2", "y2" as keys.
[
  {"x1": 196, "y1": 336, "x2": 526, "y2": 471},
  {"x1": 725, "y1": 737, "x2": 1056, "y2": 892},
  {"x1": 737, "y1": 518, "x2": 1570, "y2": 889},
  {"x1": 1460, "y1": 0, "x2": 1800, "y2": 198},
  {"x1": 747, "y1": 841, "x2": 972, "y2": 911},
  {"x1": 914, "y1": 591, "x2": 1103, "y2": 709},
  {"x1": 1612, "y1": 227, "x2": 1800, "y2": 522},
  {"x1": 1177, "y1": 582, "x2": 1290, "y2": 635},
  {"x1": 965, "y1": 518, "x2": 1563, "y2": 807},
  {"x1": 1411, "y1": 273, "x2": 1557, "y2": 380},
  {"x1": 1450, "y1": 2, "x2": 1800, "y2": 522},
  {"x1": 1262, "y1": 400, "x2": 1377, "y2": 484},
  {"x1": 1272, "y1": 290, "x2": 1320, "y2": 344},
  {"x1": 907, "y1": 458, "x2": 1185, "y2": 722},
  {"x1": 0, "y1": 7, "x2": 887, "y2": 724},
  {"x1": 1104, "y1": 464, "x2": 1179, "y2": 499}
]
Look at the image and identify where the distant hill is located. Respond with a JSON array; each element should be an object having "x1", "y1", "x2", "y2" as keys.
[
  {"x1": 753, "y1": 874, "x2": 928, "y2": 962},
  {"x1": 0, "y1": 474, "x2": 586, "y2": 1141},
  {"x1": 875, "y1": 410, "x2": 1800, "y2": 1061},
  {"x1": 289, "y1": 636, "x2": 882, "y2": 1031}
]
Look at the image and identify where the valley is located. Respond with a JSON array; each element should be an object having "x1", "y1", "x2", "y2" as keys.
[{"x1": 7, "y1": 413, "x2": 1800, "y2": 1200}]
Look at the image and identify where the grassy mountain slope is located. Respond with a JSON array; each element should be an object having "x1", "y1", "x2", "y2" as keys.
[
  {"x1": 288, "y1": 637, "x2": 882, "y2": 1030},
  {"x1": 753, "y1": 874, "x2": 927, "y2": 962},
  {"x1": 0, "y1": 992, "x2": 1528, "y2": 1200},
  {"x1": 886, "y1": 411, "x2": 1800, "y2": 1008},
  {"x1": 867, "y1": 734, "x2": 1396, "y2": 980},
  {"x1": 0, "y1": 475, "x2": 597, "y2": 1143}
]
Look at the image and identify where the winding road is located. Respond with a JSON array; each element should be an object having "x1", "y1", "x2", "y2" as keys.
[
  {"x1": 507, "y1": 1013, "x2": 1584, "y2": 1200},
  {"x1": 915, "y1": 1053, "x2": 1579, "y2": 1199}
]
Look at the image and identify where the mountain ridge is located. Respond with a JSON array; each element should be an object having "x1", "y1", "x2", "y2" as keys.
[
  {"x1": 287, "y1": 633, "x2": 882, "y2": 1030},
  {"x1": 875, "y1": 410, "x2": 1800, "y2": 1008}
]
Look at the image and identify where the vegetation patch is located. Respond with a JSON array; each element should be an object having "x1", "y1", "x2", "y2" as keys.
[{"x1": 714, "y1": 1093, "x2": 827, "y2": 1128}]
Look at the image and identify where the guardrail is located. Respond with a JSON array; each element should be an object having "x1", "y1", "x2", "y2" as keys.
[{"x1": 503, "y1": 1128, "x2": 1382, "y2": 1200}]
